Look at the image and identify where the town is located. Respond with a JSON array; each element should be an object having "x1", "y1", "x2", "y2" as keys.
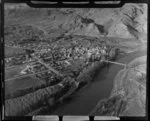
[
  {"x1": 5, "y1": 34, "x2": 118, "y2": 116},
  {"x1": 5, "y1": 35, "x2": 117, "y2": 82}
]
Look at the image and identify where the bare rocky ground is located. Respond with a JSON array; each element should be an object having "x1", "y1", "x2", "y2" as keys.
[{"x1": 4, "y1": 3, "x2": 147, "y2": 116}]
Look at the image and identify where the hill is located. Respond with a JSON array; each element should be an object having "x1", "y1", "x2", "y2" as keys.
[{"x1": 4, "y1": 3, "x2": 147, "y2": 43}]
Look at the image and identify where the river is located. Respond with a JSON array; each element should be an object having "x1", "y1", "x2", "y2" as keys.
[{"x1": 50, "y1": 50, "x2": 146, "y2": 116}]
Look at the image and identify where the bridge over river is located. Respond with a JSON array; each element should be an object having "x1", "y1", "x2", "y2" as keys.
[
  {"x1": 49, "y1": 50, "x2": 146, "y2": 115},
  {"x1": 101, "y1": 60, "x2": 127, "y2": 68},
  {"x1": 5, "y1": 59, "x2": 127, "y2": 81}
]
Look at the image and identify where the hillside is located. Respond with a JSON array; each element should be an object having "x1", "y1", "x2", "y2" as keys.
[{"x1": 5, "y1": 3, "x2": 147, "y2": 44}]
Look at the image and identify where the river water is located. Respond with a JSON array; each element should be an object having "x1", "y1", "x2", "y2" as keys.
[{"x1": 50, "y1": 50, "x2": 146, "y2": 115}]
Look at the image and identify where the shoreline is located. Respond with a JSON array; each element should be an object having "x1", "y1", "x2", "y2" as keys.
[{"x1": 90, "y1": 49, "x2": 147, "y2": 116}]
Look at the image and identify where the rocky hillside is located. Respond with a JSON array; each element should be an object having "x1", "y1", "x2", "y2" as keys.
[{"x1": 5, "y1": 3, "x2": 147, "y2": 43}]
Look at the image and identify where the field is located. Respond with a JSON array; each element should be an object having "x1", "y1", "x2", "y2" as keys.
[
  {"x1": 5, "y1": 64, "x2": 27, "y2": 80},
  {"x1": 5, "y1": 46, "x2": 25, "y2": 57},
  {"x1": 5, "y1": 76, "x2": 45, "y2": 98}
]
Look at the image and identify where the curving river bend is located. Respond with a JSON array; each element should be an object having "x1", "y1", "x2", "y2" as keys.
[{"x1": 49, "y1": 50, "x2": 146, "y2": 116}]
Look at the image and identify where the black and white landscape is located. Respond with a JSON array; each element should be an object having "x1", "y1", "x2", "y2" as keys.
[{"x1": 4, "y1": 3, "x2": 147, "y2": 116}]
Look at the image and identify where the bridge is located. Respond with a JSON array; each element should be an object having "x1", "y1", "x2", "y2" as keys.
[
  {"x1": 101, "y1": 60, "x2": 127, "y2": 68},
  {"x1": 6, "y1": 45, "x2": 145, "y2": 80},
  {"x1": 102, "y1": 60, "x2": 146, "y2": 76},
  {"x1": 6, "y1": 45, "x2": 127, "y2": 68}
]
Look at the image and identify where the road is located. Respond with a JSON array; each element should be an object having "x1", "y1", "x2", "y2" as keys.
[
  {"x1": 5, "y1": 45, "x2": 63, "y2": 81},
  {"x1": 5, "y1": 69, "x2": 50, "y2": 81},
  {"x1": 34, "y1": 57, "x2": 63, "y2": 77},
  {"x1": 5, "y1": 45, "x2": 39, "y2": 52}
]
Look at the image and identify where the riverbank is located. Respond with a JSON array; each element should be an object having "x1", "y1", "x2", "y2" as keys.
[
  {"x1": 5, "y1": 46, "x2": 118, "y2": 116},
  {"x1": 5, "y1": 43, "x2": 146, "y2": 116},
  {"x1": 34, "y1": 48, "x2": 117, "y2": 115},
  {"x1": 90, "y1": 53, "x2": 147, "y2": 116}
]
